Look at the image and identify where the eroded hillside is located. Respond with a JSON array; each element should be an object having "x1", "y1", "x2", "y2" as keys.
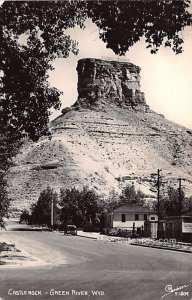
[{"x1": 7, "y1": 59, "x2": 192, "y2": 213}]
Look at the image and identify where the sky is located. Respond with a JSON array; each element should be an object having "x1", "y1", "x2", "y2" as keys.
[{"x1": 49, "y1": 19, "x2": 192, "y2": 129}]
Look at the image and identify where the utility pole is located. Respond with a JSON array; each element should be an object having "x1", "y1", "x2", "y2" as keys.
[
  {"x1": 51, "y1": 198, "x2": 54, "y2": 232},
  {"x1": 178, "y1": 177, "x2": 185, "y2": 215},
  {"x1": 157, "y1": 169, "x2": 162, "y2": 239}
]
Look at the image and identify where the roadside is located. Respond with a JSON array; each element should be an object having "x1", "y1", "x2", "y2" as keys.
[
  {"x1": 0, "y1": 236, "x2": 44, "y2": 268},
  {"x1": 1, "y1": 218, "x2": 192, "y2": 269},
  {"x1": 130, "y1": 238, "x2": 192, "y2": 253},
  {"x1": 0, "y1": 219, "x2": 68, "y2": 268},
  {"x1": 77, "y1": 231, "x2": 192, "y2": 253},
  {"x1": 0, "y1": 230, "x2": 70, "y2": 268},
  {"x1": 77, "y1": 230, "x2": 101, "y2": 239}
]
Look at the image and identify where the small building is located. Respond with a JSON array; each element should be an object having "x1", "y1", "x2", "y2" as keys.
[
  {"x1": 105, "y1": 205, "x2": 157, "y2": 230},
  {"x1": 165, "y1": 216, "x2": 192, "y2": 243}
]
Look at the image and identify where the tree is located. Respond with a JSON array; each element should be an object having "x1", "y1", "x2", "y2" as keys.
[
  {"x1": 60, "y1": 187, "x2": 81, "y2": 226},
  {"x1": 80, "y1": 187, "x2": 103, "y2": 226},
  {"x1": 153, "y1": 197, "x2": 166, "y2": 220},
  {"x1": 0, "y1": 1, "x2": 84, "y2": 141},
  {"x1": 0, "y1": 0, "x2": 87, "y2": 222},
  {"x1": 163, "y1": 186, "x2": 185, "y2": 216},
  {"x1": 60, "y1": 187, "x2": 103, "y2": 227},
  {"x1": 161, "y1": 187, "x2": 192, "y2": 218},
  {"x1": 88, "y1": 0, "x2": 191, "y2": 55},
  {"x1": 119, "y1": 183, "x2": 145, "y2": 206},
  {"x1": 104, "y1": 189, "x2": 120, "y2": 212},
  {"x1": 0, "y1": 172, "x2": 9, "y2": 225},
  {"x1": 30, "y1": 187, "x2": 59, "y2": 228},
  {"x1": 19, "y1": 209, "x2": 30, "y2": 224},
  {"x1": 182, "y1": 196, "x2": 192, "y2": 216}
]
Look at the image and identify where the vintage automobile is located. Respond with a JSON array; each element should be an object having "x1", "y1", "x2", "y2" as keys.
[{"x1": 64, "y1": 225, "x2": 77, "y2": 235}]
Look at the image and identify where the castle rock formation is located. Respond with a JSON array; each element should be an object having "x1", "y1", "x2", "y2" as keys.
[{"x1": 75, "y1": 58, "x2": 149, "y2": 112}]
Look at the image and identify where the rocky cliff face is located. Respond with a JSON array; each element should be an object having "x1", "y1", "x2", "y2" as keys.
[
  {"x1": 6, "y1": 59, "x2": 192, "y2": 214},
  {"x1": 75, "y1": 58, "x2": 149, "y2": 112}
]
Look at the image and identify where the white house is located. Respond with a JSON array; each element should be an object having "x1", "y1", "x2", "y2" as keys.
[{"x1": 105, "y1": 205, "x2": 158, "y2": 229}]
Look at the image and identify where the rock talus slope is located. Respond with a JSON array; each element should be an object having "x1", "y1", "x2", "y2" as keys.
[{"x1": 7, "y1": 59, "x2": 192, "y2": 212}]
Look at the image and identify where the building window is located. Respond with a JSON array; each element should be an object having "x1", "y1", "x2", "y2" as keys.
[
  {"x1": 135, "y1": 214, "x2": 139, "y2": 221},
  {"x1": 121, "y1": 214, "x2": 126, "y2": 222},
  {"x1": 151, "y1": 217, "x2": 155, "y2": 221},
  {"x1": 109, "y1": 215, "x2": 112, "y2": 223},
  {"x1": 144, "y1": 214, "x2": 147, "y2": 221}
]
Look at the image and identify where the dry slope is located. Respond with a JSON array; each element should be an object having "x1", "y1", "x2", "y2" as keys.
[{"x1": 6, "y1": 59, "x2": 192, "y2": 213}]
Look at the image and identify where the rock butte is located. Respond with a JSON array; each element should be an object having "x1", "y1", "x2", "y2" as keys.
[
  {"x1": 7, "y1": 58, "x2": 192, "y2": 214},
  {"x1": 76, "y1": 58, "x2": 149, "y2": 112}
]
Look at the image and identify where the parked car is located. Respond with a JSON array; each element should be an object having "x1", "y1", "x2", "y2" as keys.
[{"x1": 64, "y1": 225, "x2": 77, "y2": 235}]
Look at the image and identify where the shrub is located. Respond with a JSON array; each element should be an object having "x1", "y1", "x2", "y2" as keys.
[{"x1": 107, "y1": 227, "x2": 133, "y2": 238}]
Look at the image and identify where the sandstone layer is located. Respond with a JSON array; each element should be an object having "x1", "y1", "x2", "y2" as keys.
[{"x1": 75, "y1": 58, "x2": 149, "y2": 112}]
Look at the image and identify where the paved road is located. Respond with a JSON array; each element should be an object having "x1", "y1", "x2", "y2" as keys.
[{"x1": 0, "y1": 220, "x2": 192, "y2": 300}]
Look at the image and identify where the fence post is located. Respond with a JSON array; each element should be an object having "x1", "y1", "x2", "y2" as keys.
[
  {"x1": 132, "y1": 222, "x2": 135, "y2": 236},
  {"x1": 141, "y1": 225, "x2": 144, "y2": 236}
]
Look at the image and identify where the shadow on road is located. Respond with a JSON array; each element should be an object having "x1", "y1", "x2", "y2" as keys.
[
  {"x1": 4, "y1": 218, "x2": 51, "y2": 232},
  {"x1": 9, "y1": 228, "x2": 44, "y2": 232}
]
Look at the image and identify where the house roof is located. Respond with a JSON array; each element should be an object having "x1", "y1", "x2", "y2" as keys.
[{"x1": 112, "y1": 205, "x2": 156, "y2": 214}]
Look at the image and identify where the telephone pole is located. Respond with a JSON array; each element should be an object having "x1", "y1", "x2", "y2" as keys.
[
  {"x1": 51, "y1": 198, "x2": 54, "y2": 231},
  {"x1": 157, "y1": 169, "x2": 162, "y2": 239},
  {"x1": 178, "y1": 177, "x2": 185, "y2": 215}
]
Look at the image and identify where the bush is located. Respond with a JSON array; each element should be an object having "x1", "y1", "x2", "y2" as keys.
[
  {"x1": 83, "y1": 222, "x2": 93, "y2": 232},
  {"x1": 106, "y1": 227, "x2": 133, "y2": 238},
  {"x1": 83, "y1": 222, "x2": 100, "y2": 232}
]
